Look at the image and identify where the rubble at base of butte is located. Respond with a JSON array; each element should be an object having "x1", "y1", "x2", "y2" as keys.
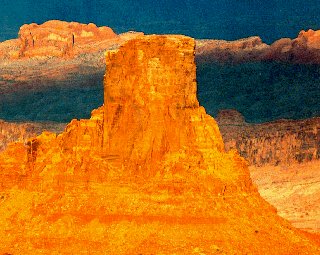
[{"x1": 0, "y1": 35, "x2": 319, "y2": 254}]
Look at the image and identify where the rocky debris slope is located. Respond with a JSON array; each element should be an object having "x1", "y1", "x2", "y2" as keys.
[
  {"x1": 196, "y1": 29, "x2": 320, "y2": 64},
  {"x1": 0, "y1": 120, "x2": 65, "y2": 152},
  {"x1": 0, "y1": 35, "x2": 319, "y2": 254},
  {"x1": 216, "y1": 109, "x2": 320, "y2": 167}
]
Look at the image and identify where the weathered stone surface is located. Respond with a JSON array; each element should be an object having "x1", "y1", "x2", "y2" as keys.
[
  {"x1": 217, "y1": 109, "x2": 320, "y2": 166},
  {"x1": 0, "y1": 35, "x2": 319, "y2": 254},
  {"x1": 250, "y1": 160, "x2": 320, "y2": 234},
  {"x1": 264, "y1": 29, "x2": 320, "y2": 63}
]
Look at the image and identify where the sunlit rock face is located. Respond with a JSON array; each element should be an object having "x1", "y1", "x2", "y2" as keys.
[
  {"x1": 0, "y1": 35, "x2": 249, "y2": 190},
  {"x1": 0, "y1": 20, "x2": 119, "y2": 59},
  {"x1": 265, "y1": 29, "x2": 320, "y2": 63},
  {"x1": 0, "y1": 35, "x2": 319, "y2": 254},
  {"x1": 18, "y1": 20, "x2": 118, "y2": 58},
  {"x1": 103, "y1": 35, "x2": 231, "y2": 178}
]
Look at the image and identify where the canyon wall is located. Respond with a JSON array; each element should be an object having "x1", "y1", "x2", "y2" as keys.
[{"x1": 216, "y1": 109, "x2": 319, "y2": 166}]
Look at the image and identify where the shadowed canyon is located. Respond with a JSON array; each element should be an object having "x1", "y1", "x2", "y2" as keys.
[{"x1": 0, "y1": 21, "x2": 319, "y2": 254}]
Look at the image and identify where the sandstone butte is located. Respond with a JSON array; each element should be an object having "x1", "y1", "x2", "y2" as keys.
[{"x1": 0, "y1": 35, "x2": 319, "y2": 254}]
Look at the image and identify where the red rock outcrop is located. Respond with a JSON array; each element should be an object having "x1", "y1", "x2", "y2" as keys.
[
  {"x1": 17, "y1": 20, "x2": 118, "y2": 58},
  {"x1": 0, "y1": 35, "x2": 319, "y2": 254},
  {"x1": 216, "y1": 109, "x2": 319, "y2": 167},
  {"x1": 0, "y1": 20, "x2": 139, "y2": 60}
]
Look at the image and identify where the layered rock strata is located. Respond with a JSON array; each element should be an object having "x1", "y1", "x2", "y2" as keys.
[
  {"x1": 0, "y1": 35, "x2": 319, "y2": 254},
  {"x1": 216, "y1": 109, "x2": 319, "y2": 167}
]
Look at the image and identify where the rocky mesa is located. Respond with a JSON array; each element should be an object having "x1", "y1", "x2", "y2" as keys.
[
  {"x1": 0, "y1": 20, "x2": 119, "y2": 59},
  {"x1": 0, "y1": 35, "x2": 319, "y2": 254},
  {"x1": 196, "y1": 29, "x2": 320, "y2": 64}
]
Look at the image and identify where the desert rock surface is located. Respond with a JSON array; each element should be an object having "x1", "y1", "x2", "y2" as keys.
[{"x1": 0, "y1": 35, "x2": 319, "y2": 254}]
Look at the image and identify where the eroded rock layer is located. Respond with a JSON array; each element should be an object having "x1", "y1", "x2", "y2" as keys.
[
  {"x1": 217, "y1": 109, "x2": 320, "y2": 166},
  {"x1": 0, "y1": 35, "x2": 319, "y2": 254}
]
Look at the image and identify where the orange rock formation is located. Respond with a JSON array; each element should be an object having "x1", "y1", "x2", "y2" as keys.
[
  {"x1": 0, "y1": 20, "x2": 122, "y2": 59},
  {"x1": 0, "y1": 35, "x2": 319, "y2": 254},
  {"x1": 18, "y1": 20, "x2": 118, "y2": 58},
  {"x1": 217, "y1": 110, "x2": 320, "y2": 234}
]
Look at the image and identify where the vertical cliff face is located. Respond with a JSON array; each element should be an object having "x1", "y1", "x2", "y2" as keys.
[
  {"x1": 0, "y1": 35, "x2": 319, "y2": 254},
  {"x1": 102, "y1": 35, "x2": 229, "y2": 177}
]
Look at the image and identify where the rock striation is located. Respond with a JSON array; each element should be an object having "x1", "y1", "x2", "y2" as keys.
[
  {"x1": 216, "y1": 109, "x2": 320, "y2": 166},
  {"x1": 0, "y1": 35, "x2": 319, "y2": 254}
]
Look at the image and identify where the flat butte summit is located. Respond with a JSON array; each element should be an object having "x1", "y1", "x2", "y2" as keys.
[{"x1": 0, "y1": 33, "x2": 319, "y2": 254}]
